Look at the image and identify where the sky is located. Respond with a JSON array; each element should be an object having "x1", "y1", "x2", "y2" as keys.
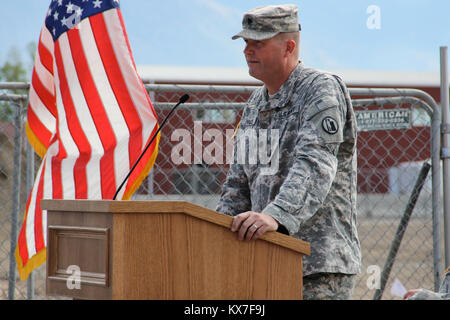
[{"x1": 0, "y1": 0, "x2": 449, "y2": 74}]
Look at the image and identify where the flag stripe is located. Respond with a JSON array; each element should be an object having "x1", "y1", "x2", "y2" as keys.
[
  {"x1": 28, "y1": 86, "x2": 56, "y2": 135},
  {"x1": 26, "y1": 106, "x2": 53, "y2": 150},
  {"x1": 116, "y1": 9, "x2": 137, "y2": 72},
  {"x1": 103, "y1": 10, "x2": 158, "y2": 195},
  {"x1": 33, "y1": 50, "x2": 54, "y2": 97},
  {"x1": 42, "y1": 143, "x2": 56, "y2": 248},
  {"x1": 105, "y1": 10, "x2": 158, "y2": 144},
  {"x1": 125, "y1": 125, "x2": 160, "y2": 199},
  {"x1": 24, "y1": 160, "x2": 46, "y2": 261},
  {"x1": 69, "y1": 21, "x2": 117, "y2": 199},
  {"x1": 33, "y1": 162, "x2": 46, "y2": 253},
  {"x1": 79, "y1": 19, "x2": 132, "y2": 198},
  {"x1": 54, "y1": 37, "x2": 90, "y2": 199},
  {"x1": 31, "y1": 69, "x2": 56, "y2": 118},
  {"x1": 27, "y1": 26, "x2": 56, "y2": 155},
  {"x1": 17, "y1": 191, "x2": 33, "y2": 266},
  {"x1": 63, "y1": 29, "x2": 106, "y2": 199},
  {"x1": 38, "y1": 28, "x2": 54, "y2": 75},
  {"x1": 78, "y1": 18, "x2": 130, "y2": 197},
  {"x1": 118, "y1": 10, "x2": 158, "y2": 121},
  {"x1": 52, "y1": 51, "x2": 75, "y2": 200},
  {"x1": 51, "y1": 156, "x2": 63, "y2": 199},
  {"x1": 90, "y1": 13, "x2": 143, "y2": 181}
]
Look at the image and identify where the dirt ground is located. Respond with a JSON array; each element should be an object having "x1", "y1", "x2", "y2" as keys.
[
  {"x1": 0, "y1": 190, "x2": 444, "y2": 300},
  {"x1": 0, "y1": 265, "x2": 47, "y2": 300},
  {"x1": 351, "y1": 217, "x2": 437, "y2": 300},
  {"x1": 1, "y1": 215, "x2": 440, "y2": 300}
]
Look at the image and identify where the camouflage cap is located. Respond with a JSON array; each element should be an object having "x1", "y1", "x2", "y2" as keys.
[{"x1": 232, "y1": 4, "x2": 301, "y2": 41}]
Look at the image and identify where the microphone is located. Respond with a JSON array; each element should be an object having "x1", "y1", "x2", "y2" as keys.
[{"x1": 113, "y1": 94, "x2": 190, "y2": 200}]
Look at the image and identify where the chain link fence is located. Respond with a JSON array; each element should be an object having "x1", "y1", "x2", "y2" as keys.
[
  {"x1": 0, "y1": 82, "x2": 444, "y2": 300},
  {"x1": 0, "y1": 86, "x2": 33, "y2": 300},
  {"x1": 350, "y1": 96, "x2": 439, "y2": 299}
]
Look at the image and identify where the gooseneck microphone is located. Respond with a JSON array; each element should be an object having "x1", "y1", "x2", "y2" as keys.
[{"x1": 113, "y1": 94, "x2": 190, "y2": 200}]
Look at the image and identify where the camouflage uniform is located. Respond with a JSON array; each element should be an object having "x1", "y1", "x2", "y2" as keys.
[
  {"x1": 216, "y1": 62, "x2": 361, "y2": 299},
  {"x1": 406, "y1": 268, "x2": 450, "y2": 300},
  {"x1": 218, "y1": 4, "x2": 361, "y2": 300},
  {"x1": 303, "y1": 273, "x2": 356, "y2": 300}
]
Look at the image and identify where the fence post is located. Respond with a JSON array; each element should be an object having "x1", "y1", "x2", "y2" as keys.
[
  {"x1": 440, "y1": 46, "x2": 450, "y2": 274},
  {"x1": 7, "y1": 100, "x2": 23, "y2": 300},
  {"x1": 373, "y1": 162, "x2": 431, "y2": 300},
  {"x1": 148, "y1": 81, "x2": 155, "y2": 196}
]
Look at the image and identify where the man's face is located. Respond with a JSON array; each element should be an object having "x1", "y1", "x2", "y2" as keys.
[{"x1": 243, "y1": 36, "x2": 285, "y2": 83}]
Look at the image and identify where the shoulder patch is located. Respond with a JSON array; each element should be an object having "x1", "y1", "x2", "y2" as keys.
[
  {"x1": 322, "y1": 116, "x2": 339, "y2": 134},
  {"x1": 309, "y1": 107, "x2": 344, "y2": 144}
]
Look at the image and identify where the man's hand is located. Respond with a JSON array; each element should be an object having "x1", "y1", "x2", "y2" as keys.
[
  {"x1": 231, "y1": 211, "x2": 279, "y2": 241},
  {"x1": 403, "y1": 289, "x2": 420, "y2": 300}
]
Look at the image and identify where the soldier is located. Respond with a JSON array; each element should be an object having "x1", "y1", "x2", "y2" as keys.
[
  {"x1": 404, "y1": 267, "x2": 450, "y2": 300},
  {"x1": 216, "y1": 4, "x2": 361, "y2": 300}
]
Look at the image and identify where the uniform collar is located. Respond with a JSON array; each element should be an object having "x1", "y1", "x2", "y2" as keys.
[{"x1": 259, "y1": 61, "x2": 304, "y2": 112}]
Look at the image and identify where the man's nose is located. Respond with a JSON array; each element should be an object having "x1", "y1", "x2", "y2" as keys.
[{"x1": 244, "y1": 44, "x2": 253, "y2": 55}]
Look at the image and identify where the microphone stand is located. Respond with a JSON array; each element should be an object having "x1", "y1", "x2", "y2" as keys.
[{"x1": 113, "y1": 94, "x2": 190, "y2": 200}]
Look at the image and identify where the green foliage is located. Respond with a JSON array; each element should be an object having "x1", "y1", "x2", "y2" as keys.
[
  {"x1": 0, "y1": 42, "x2": 36, "y2": 121},
  {"x1": 0, "y1": 47, "x2": 27, "y2": 82}
]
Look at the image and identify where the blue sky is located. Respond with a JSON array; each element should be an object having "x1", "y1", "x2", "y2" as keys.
[{"x1": 0, "y1": 0, "x2": 449, "y2": 73}]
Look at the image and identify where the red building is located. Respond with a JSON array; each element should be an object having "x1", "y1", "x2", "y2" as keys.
[{"x1": 136, "y1": 65, "x2": 442, "y2": 195}]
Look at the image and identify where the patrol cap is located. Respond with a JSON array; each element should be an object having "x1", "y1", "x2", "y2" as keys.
[{"x1": 232, "y1": 4, "x2": 301, "y2": 41}]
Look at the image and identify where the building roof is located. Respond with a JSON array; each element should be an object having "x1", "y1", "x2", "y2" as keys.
[{"x1": 137, "y1": 64, "x2": 441, "y2": 87}]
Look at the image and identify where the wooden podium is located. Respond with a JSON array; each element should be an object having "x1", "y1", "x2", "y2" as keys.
[{"x1": 41, "y1": 200, "x2": 310, "y2": 300}]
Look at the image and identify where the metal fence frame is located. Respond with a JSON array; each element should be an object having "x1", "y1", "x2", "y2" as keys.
[
  {"x1": 0, "y1": 82, "x2": 446, "y2": 299},
  {"x1": 145, "y1": 84, "x2": 444, "y2": 291},
  {"x1": 348, "y1": 87, "x2": 443, "y2": 291}
]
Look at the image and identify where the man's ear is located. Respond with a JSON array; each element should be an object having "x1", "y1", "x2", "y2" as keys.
[{"x1": 285, "y1": 40, "x2": 296, "y2": 57}]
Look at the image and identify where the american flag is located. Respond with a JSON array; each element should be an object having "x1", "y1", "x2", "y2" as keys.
[{"x1": 16, "y1": 0, "x2": 159, "y2": 280}]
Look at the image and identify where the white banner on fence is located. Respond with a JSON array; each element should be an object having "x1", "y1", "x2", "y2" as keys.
[{"x1": 356, "y1": 109, "x2": 412, "y2": 131}]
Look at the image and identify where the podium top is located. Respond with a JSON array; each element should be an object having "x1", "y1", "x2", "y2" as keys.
[{"x1": 42, "y1": 199, "x2": 310, "y2": 256}]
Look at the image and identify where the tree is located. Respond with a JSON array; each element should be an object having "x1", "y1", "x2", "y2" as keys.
[{"x1": 0, "y1": 42, "x2": 36, "y2": 121}]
